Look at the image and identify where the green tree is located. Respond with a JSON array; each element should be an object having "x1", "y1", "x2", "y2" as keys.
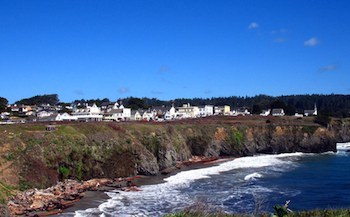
[
  {"x1": 0, "y1": 97, "x2": 8, "y2": 112},
  {"x1": 252, "y1": 104, "x2": 262, "y2": 114},
  {"x1": 125, "y1": 97, "x2": 148, "y2": 110},
  {"x1": 314, "y1": 115, "x2": 331, "y2": 127},
  {"x1": 270, "y1": 100, "x2": 286, "y2": 109},
  {"x1": 16, "y1": 94, "x2": 59, "y2": 105}
]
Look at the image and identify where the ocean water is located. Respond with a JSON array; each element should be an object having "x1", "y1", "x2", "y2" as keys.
[{"x1": 63, "y1": 152, "x2": 350, "y2": 216}]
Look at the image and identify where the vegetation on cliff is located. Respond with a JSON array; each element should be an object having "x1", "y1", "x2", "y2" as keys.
[{"x1": 0, "y1": 116, "x2": 349, "y2": 204}]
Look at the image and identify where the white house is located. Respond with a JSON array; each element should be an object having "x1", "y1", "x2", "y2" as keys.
[
  {"x1": 271, "y1": 108, "x2": 285, "y2": 116},
  {"x1": 260, "y1": 109, "x2": 271, "y2": 116},
  {"x1": 304, "y1": 104, "x2": 318, "y2": 116},
  {"x1": 10, "y1": 105, "x2": 20, "y2": 112},
  {"x1": 142, "y1": 110, "x2": 155, "y2": 121},
  {"x1": 103, "y1": 101, "x2": 131, "y2": 121},
  {"x1": 104, "y1": 109, "x2": 123, "y2": 121},
  {"x1": 164, "y1": 105, "x2": 177, "y2": 120},
  {"x1": 233, "y1": 108, "x2": 250, "y2": 116},
  {"x1": 214, "y1": 105, "x2": 231, "y2": 115},
  {"x1": 37, "y1": 110, "x2": 55, "y2": 118},
  {"x1": 72, "y1": 103, "x2": 103, "y2": 121},
  {"x1": 177, "y1": 103, "x2": 199, "y2": 118},
  {"x1": 130, "y1": 110, "x2": 142, "y2": 121},
  {"x1": 294, "y1": 113, "x2": 303, "y2": 117},
  {"x1": 198, "y1": 105, "x2": 214, "y2": 117},
  {"x1": 56, "y1": 113, "x2": 77, "y2": 121}
]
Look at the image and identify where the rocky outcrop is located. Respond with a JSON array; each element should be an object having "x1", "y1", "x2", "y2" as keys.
[{"x1": 7, "y1": 178, "x2": 114, "y2": 216}]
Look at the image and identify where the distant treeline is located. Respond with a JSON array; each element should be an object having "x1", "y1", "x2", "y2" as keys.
[
  {"x1": 15, "y1": 94, "x2": 59, "y2": 106},
  {"x1": 74, "y1": 94, "x2": 350, "y2": 117},
  {"x1": 3, "y1": 94, "x2": 350, "y2": 118}
]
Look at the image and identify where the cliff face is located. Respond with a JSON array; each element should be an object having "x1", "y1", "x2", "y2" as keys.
[{"x1": 0, "y1": 117, "x2": 349, "y2": 197}]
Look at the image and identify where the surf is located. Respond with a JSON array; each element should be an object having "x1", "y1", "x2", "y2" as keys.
[{"x1": 74, "y1": 152, "x2": 308, "y2": 216}]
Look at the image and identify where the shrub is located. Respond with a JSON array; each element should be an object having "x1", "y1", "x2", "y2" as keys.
[
  {"x1": 228, "y1": 128, "x2": 244, "y2": 147},
  {"x1": 59, "y1": 165, "x2": 70, "y2": 179},
  {"x1": 314, "y1": 115, "x2": 331, "y2": 127}
]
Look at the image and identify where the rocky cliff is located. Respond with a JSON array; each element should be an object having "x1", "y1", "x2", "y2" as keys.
[{"x1": 0, "y1": 116, "x2": 349, "y2": 202}]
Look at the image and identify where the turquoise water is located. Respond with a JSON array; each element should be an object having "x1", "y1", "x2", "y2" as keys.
[{"x1": 66, "y1": 152, "x2": 350, "y2": 216}]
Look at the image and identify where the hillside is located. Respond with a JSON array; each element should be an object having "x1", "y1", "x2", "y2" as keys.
[{"x1": 0, "y1": 116, "x2": 349, "y2": 203}]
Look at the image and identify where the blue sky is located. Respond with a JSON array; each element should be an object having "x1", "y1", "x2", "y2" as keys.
[{"x1": 0, "y1": 0, "x2": 349, "y2": 103}]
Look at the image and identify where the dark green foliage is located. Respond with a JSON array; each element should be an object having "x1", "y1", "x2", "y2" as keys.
[
  {"x1": 314, "y1": 115, "x2": 331, "y2": 127},
  {"x1": 0, "y1": 97, "x2": 8, "y2": 112},
  {"x1": 58, "y1": 165, "x2": 70, "y2": 179},
  {"x1": 73, "y1": 98, "x2": 110, "y2": 107},
  {"x1": 18, "y1": 179, "x2": 31, "y2": 191},
  {"x1": 271, "y1": 100, "x2": 287, "y2": 109},
  {"x1": 0, "y1": 181, "x2": 16, "y2": 204},
  {"x1": 228, "y1": 128, "x2": 244, "y2": 148},
  {"x1": 301, "y1": 126, "x2": 318, "y2": 135},
  {"x1": 252, "y1": 104, "x2": 262, "y2": 114},
  {"x1": 284, "y1": 105, "x2": 296, "y2": 116},
  {"x1": 273, "y1": 204, "x2": 289, "y2": 217},
  {"x1": 75, "y1": 162, "x2": 83, "y2": 180},
  {"x1": 15, "y1": 94, "x2": 59, "y2": 105},
  {"x1": 124, "y1": 97, "x2": 149, "y2": 110}
]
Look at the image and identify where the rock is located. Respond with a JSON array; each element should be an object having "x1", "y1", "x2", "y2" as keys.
[
  {"x1": 121, "y1": 186, "x2": 142, "y2": 192},
  {"x1": 136, "y1": 149, "x2": 159, "y2": 175},
  {"x1": 7, "y1": 178, "x2": 113, "y2": 216},
  {"x1": 81, "y1": 178, "x2": 113, "y2": 190}
]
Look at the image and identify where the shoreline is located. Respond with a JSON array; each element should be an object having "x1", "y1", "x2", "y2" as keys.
[
  {"x1": 55, "y1": 157, "x2": 234, "y2": 216},
  {"x1": 7, "y1": 156, "x2": 233, "y2": 217}
]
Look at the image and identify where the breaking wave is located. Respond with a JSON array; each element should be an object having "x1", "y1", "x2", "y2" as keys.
[
  {"x1": 244, "y1": 172, "x2": 263, "y2": 181},
  {"x1": 74, "y1": 153, "x2": 307, "y2": 217}
]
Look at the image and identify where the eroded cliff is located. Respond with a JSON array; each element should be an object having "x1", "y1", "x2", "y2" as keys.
[{"x1": 0, "y1": 116, "x2": 349, "y2": 202}]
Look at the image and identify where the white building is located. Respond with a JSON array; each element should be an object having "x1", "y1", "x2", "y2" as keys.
[
  {"x1": 177, "y1": 103, "x2": 199, "y2": 118},
  {"x1": 271, "y1": 108, "x2": 285, "y2": 116},
  {"x1": 130, "y1": 110, "x2": 142, "y2": 121},
  {"x1": 304, "y1": 104, "x2": 318, "y2": 116},
  {"x1": 214, "y1": 105, "x2": 231, "y2": 115},
  {"x1": 104, "y1": 108, "x2": 131, "y2": 121},
  {"x1": 72, "y1": 103, "x2": 103, "y2": 121},
  {"x1": 142, "y1": 110, "x2": 155, "y2": 121},
  {"x1": 233, "y1": 108, "x2": 250, "y2": 116},
  {"x1": 198, "y1": 105, "x2": 214, "y2": 117},
  {"x1": 260, "y1": 109, "x2": 271, "y2": 116},
  {"x1": 103, "y1": 101, "x2": 131, "y2": 121},
  {"x1": 37, "y1": 110, "x2": 55, "y2": 118},
  {"x1": 56, "y1": 113, "x2": 77, "y2": 121}
]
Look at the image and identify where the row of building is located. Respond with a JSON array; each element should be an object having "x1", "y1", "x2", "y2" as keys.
[{"x1": 0, "y1": 102, "x2": 318, "y2": 123}]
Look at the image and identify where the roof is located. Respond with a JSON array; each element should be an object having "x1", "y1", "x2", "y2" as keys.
[{"x1": 152, "y1": 106, "x2": 169, "y2": 113}]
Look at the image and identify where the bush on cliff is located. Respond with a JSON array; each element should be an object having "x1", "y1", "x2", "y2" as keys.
[
  {"x1": 314, "y1": 115, "x2": 331, "y2": 127},
  {"x1": 228, "y1": 127, "x2": 244, "y2": 148}
]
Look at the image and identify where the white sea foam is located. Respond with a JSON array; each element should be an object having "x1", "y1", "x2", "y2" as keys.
[
  {"x1": 75, "y1": 152, "x2": 307, "y2": 217},
  {"x1": 244, "y1": 172, "x2": 263, "y2": 181},
  {"x1": 164, "y1": 152, "x2": 303, "y2": 186}
]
